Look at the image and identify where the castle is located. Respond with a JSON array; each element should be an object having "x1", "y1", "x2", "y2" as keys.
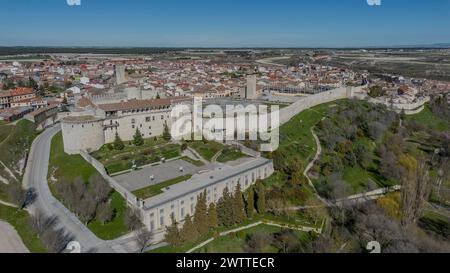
[{"x1": 62, "y1": 95, "x2": 190, "y2": 155}]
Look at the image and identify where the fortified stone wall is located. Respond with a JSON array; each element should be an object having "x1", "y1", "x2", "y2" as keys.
[
  {"x1": 79, "y1": 151, "x2": 139, "y2": 207},
  {"x1": 278, "y1": 86, "x2": 360, "y2": 126},
  {"x1": 62, "y1": 117, "x2": 105, "y2": 155}
]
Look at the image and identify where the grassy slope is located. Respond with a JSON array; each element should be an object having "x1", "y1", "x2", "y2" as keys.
[
  {"x1": 0, "y1": 204, "x2": 47, "y2": 253},
  {"x1": 217, "y1": 148, "x2": 246, "y2": 163},
  {"x1": 188, "y1": 141, "x2": 224, "y2": 161},
  {"x1": 0, "y1": 121, "x2": 47, "y2": 252},
  {"x1": 0, "y1": 124, "x2": 13, "y2": 143},
  {"x1": 278, "y1": 103, "x2": 338, "y2": 164},
  {"x1": 0, "y1": 120, "x2": 36, "y2": 171},
  {"x1": 406, "y1": 106, "x2": 449, "y2": 132},
  {"x1": 261, "y1": 102, "x2": 340, "y2": 204},
  {"x1": 48, "y1": 132, "x2": 129, "y2": 240}
]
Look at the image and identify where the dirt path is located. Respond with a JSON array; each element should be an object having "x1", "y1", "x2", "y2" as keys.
[
  {"x1": 303, "y1": 126, "x2": 331, "y2": 206},
  {"x1": 0, "y1": 221, "x2": 30, "y2": 253}
]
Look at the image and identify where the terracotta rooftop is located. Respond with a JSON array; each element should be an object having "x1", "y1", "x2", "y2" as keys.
[
  {"x1": 10, "y1": 87, "x2": 34, "y2": 97},
  {"x1": 28, "y1": 105, "x2": 58, "y2": 117}
]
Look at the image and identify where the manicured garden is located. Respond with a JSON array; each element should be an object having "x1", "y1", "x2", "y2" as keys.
[
  {"x1": 187, "y1": 140, "x2": 224, "y2": 161},
  {"x1": 180, "y1": 156, "x2": 205, "y2": 167},
  {"x1": 91, "y1": 138, "x2": 182, "y2": 174},
  {"x1": 217, "y1": 147, "x2": 246, "y2": 163}
]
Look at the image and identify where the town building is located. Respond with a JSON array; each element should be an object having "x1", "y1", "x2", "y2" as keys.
[{"x1": 0, "y1": 87, "x2": 36, "y2": 109}]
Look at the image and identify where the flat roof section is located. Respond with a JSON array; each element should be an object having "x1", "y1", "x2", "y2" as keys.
[{"x1": 142, "y1": 157, "x2": 272, "y2": 210}]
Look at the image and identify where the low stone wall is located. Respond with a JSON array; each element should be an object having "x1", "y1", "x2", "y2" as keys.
[
  {"x1": 79, "y1": 150, "x2": 139, "y2": 208},
  {"x1": 358, "y1": 95, "x2": 430, "y2": 115}
]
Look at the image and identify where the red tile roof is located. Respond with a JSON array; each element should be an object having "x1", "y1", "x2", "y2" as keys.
[{"x1": 10, "y1": 87, "x2": 34, "y2": 97}]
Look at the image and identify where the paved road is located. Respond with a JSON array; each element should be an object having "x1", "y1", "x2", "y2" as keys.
[
  {"x1": 0, "y1": 221, "x2": 30, "y2": 253},
  {"x1": 23, "y1": 125, "x2": 115, "y2": 253}
]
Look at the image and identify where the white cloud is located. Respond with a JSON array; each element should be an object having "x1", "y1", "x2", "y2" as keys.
[{"x1": 66, "y1": 0, "x2": 81, "y2": 6}]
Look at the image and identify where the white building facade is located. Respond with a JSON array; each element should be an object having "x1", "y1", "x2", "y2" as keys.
[{"x1": 140, "y1": 158, "x2": 274, "y2": 233}]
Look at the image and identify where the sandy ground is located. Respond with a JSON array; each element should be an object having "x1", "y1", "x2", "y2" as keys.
[{"x1": 0, "y1": 221, "x2": 30, "y2": 253}]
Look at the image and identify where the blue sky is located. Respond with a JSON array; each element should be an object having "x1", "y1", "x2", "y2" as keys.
[{"x1": 0, "y1": 0, "x2": 449, "y2": 47}]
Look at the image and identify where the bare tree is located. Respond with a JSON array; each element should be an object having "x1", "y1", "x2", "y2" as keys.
[
  {"x1": 90, "y1": 174, "x2": 112, "y2": 203},
  {"x1": 41, "y1": 227, "x2": 74, "y2": 253},
  {"x1": 96, "y1": 202, "x2": 114, "y2": 224},
  {"x1": 29, "y1": 210, "x2": 59, "y2": 235},
  {"x1": 29, "y1": 210, "x2": 74, "y2": 253},
  {"x1": 125, "y1": 208, "x2": 142, "y2": 231},
  {"x1": 135, "y1": 228, "x2": 153, "y2": 253},
  {"x1": 400, "y1": 156, "x2": 431, "y2": 227}
]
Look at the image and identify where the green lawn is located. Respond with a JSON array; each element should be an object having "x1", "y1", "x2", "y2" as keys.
[
  {"x1": 132, "y1": 174, "x2": 193, "y2": 200},
  {"x1": 180, "y1": 156, "x2": 205, "y2": 167},
  {"x1": 49, "y1": 133, "x2": 98, "y2": 182},
  {"x1": 48, "y1": 132, "x2": 130, "y2": 240},
  {"x1": 195, "y1": 224, "x2": 311, "y2": 253},
  {"x1": 187, "y1": 141, "x2": 224, "y2": 161},
  {"x1": 87, "y1": 192, "x2": 130, "y2": 240},
  {"x1": 342, "y1": 166, "x2": 395, "y2": 194},
  {"x1": 92, "y1": 139, "x2": 181, "y2": 174},
  {"x1": 407, "y1": 106, "x2": 450, "y2": 132},
  {"x1": 0, "y1": 204, "x2": 47, "y2": 253},
  {"x1": 217, "y1": 148, "x2": 246, "y2": 163}
]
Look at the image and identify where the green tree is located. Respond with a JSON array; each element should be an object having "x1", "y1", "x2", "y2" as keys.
[
  {"x1": 165, "y1": 214, "x2": 182, "y2": 246},
  {"x1": 133, "y1": 128, "x2": 144, "y2": 146},
  {"x1": 180, "y1": 214, "x2": 199, "y2": 243},
  {"x1": 255, "y1": 182, "x2": 266, "y2": 214},
  {"x1": 163, "y1": 123, "x2": 171, "y2": 141},
  {"x1": 246, "y1": 188, "x2": 255, "y2": 218},
  {"x1": 207, "y1": 203, "x2": 218, "y2": 229},
  {"x1": 217, "y1": 187, "x2": 233, "y2": 227},
  {"x1": 114, "y1": 132, "x2": 125, "y2": 150},
  {"x1": 232, "y1": 183, "x2": 246, "y2": 224},
  {"x1": 193, "y1": 190, "x2": 208, "y2": 236}
]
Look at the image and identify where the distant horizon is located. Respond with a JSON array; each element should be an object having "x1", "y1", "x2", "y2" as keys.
[
  {"x1": 0, "y1": 43, "x2": 450, "y2": 50},
  {"x1": 1, "y1": 0, "x2": 449, "y2": 48}
]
